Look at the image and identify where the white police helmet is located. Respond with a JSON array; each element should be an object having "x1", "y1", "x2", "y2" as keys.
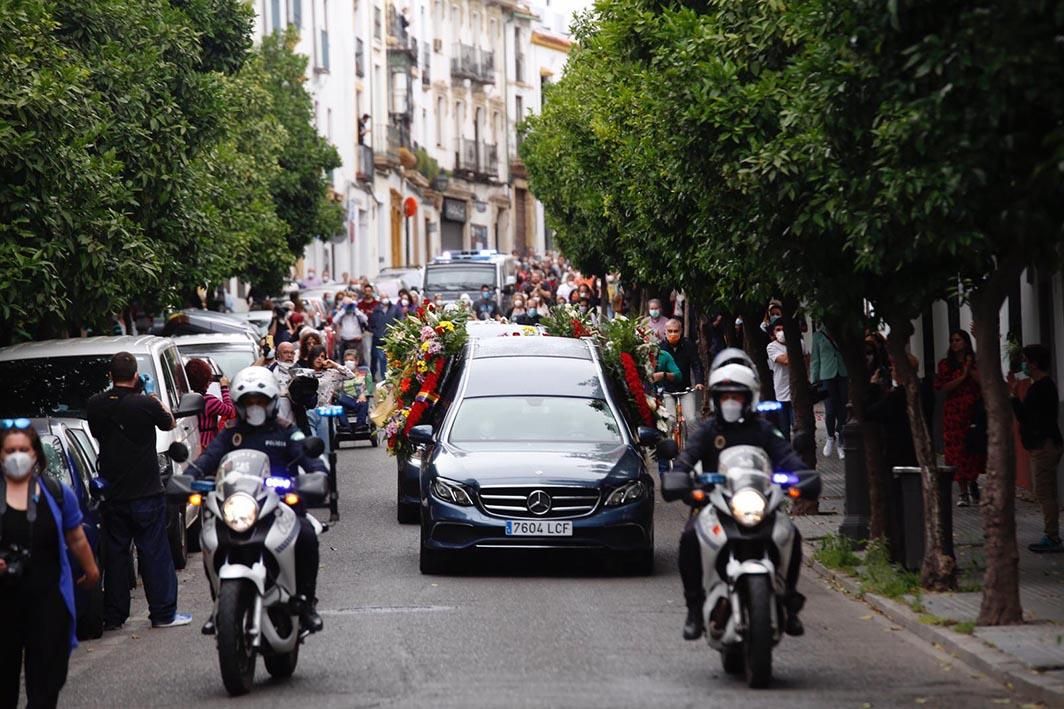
[{"x1": 230, "y1": 366, "x2": 280, "y2": 423}]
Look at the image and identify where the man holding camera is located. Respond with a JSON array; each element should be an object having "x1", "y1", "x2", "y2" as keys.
[{"x1": 87, "y1": 352, "x2": 192, "y2": 630}]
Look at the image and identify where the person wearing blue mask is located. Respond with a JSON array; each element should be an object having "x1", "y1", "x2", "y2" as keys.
[
  {"x1": 513, "y1": 296, "x2": 542, "y2": 326},
  {"x1": 474, "y1": 284, "x2": 501, "y2": 321}
]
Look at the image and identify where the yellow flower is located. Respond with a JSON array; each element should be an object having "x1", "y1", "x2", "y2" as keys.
[
  {"x1": 416, "y1": 360, "x2": 428, "y2": 373},
  {"x1": 439, "y1": 320, "x2": 455, "y2": 331},
  {"x1": 420, "y1": 341, "x2": 432, "y2": 352}
]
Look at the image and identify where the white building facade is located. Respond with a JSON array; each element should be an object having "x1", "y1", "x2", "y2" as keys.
[{"x1": 251, "y1": 0, "x2": 580, "y2": 283}]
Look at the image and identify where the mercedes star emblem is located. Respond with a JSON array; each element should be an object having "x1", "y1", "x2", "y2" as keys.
[{"x1": 526, "y1": 489, "x2": 552, "y2": 516}]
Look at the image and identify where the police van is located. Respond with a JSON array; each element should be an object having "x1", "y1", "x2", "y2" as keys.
[{"x1": 421, "y1": 250, "x2": 518, "y2": 312}]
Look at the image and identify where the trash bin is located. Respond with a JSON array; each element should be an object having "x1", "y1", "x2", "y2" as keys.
[{"x1": 890, "y1": 466, "x2": 955, "y2": 572}]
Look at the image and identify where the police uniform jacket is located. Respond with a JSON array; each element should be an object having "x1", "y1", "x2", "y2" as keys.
[
  {"x1": 674, "y1": 414, "x2": 806, "y2": 476},
  {"x1": 188, "y1": 418, "x2": 327, "y2": 479}
]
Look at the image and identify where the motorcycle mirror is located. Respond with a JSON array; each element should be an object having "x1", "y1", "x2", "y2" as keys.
[
  {"x1": 656, "y1": 439, "x2": 679, "y2": 461},
  {"x1": 167, "y1": 441, "x2": 190, "y2": 463},
  {"x1": 303, "y1": 436, "x2": 325, "y2": 458}
]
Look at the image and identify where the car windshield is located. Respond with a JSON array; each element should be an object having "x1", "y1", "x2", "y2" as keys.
[
  {"x1": 0, "y1": 354, "x2": 158, "y2": 418},
  {"x1": 449, "y1": 397, "x2": 623, "y2": 444},
  {"x1": 424, "y1": 265, "x2": 495, "y2": 291},
  {"x1": 176, "y1": 345, "x2": 255, "y2": 378}
]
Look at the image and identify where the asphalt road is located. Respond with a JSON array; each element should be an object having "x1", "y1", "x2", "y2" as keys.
[{"x1": 63, "y1": 443, "x2": 1021, "y2": 708}]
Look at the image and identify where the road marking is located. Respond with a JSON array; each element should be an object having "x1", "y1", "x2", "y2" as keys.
[{"x1": 319, "y1": 605, "x2": 455, "y2": 615}]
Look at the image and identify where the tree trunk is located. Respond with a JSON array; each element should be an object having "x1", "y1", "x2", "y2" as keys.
[
  {"x1": 970, "y1": 289, "x2": 1023, "y2": 625},
  {"x1": 885, "y1": 321, "x2": 957, "y2": 591},
  {"x1": 741, "y1": 303, "x2": 775, "y2": 402},
  {"x1": 695, "y1": 309, "x2": 713, "y2": 417},
  {"x1": 836, "y1": 323, "x2": 888, "y2": 540}
]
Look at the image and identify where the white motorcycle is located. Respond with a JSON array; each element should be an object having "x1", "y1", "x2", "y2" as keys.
[
  {"x1": 663, "y1": 445, "x2": 820, "y2": 688},
  {"x1": 168, "y1": 442, "x2": 329, "y2": 696}
]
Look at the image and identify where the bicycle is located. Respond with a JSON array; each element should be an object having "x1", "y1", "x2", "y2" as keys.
[{"x1": 663, "y1": 388, "x2": 696, "y2": 450}]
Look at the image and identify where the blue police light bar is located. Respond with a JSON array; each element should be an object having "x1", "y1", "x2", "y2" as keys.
[
  {"x1": 191, "y1": 480, "x2": 215, "y2": 493},
  {"x1": 696, "y1": 473, "x2": 727, "y2": 485},
  {"x1": 265, "y1": 476, "x2": 293, "y2": 490},
  {"x1": 756, "y1": 400, "x2": 783, "y2": 413},
  {"x1": 772, "y1": 472, "x2": 799, "y2": 486}
]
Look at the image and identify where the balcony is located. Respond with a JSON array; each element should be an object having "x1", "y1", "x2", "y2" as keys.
[
  {"x1": 388, "y1": 121, "x2": 412, "y2": 152},
  {"x1": 357, "y1": 145, "x2": 374, "y2": 182},
  {"x1": 450, "y1": 44, "x2": 494, "y2": 85},
  {"x1": 482, "y1": 142, "x2": 498, "y2": 177},
  {"x1": 388, "y1": 12, "x2": 418, "y2": 59},
  {"x1": 456, "y1": 138, "x2": 478, "y2": 173}
]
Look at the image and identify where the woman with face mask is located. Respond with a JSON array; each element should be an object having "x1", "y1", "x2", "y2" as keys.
[{"x1": 1, "y1": 423, "x2": 100, "y2": 708}]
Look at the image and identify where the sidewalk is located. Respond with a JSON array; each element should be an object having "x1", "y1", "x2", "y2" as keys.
[{"x1": 794, "y1": 409, "x2": 1064, "y2": 704}]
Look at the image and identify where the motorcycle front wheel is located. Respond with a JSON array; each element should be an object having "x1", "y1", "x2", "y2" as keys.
[
  {"x1": 741, "y1": 575, "x2": 773, "y2": 688},
  {"x1": 217, "y1": 579, "x2": 257, "y2": 696},
  {"x1": 263, "y1": 612, "x2": 300, "y2": 679}
]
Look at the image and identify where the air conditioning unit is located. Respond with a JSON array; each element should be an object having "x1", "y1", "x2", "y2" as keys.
[{"x1": 433, "y1": 38, "x2": 443, "y2": 53}]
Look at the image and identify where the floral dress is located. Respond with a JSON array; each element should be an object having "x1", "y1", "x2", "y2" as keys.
[{"x1": 934, "y1": 358, "x2": 985, "y2": 483}]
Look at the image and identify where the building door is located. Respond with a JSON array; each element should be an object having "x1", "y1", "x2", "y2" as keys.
[
  {"x1": 390, "y1": 189, "x2": 402, "y2": 267},
  {"x1": 514, "y1": 187, "x2": 528, "y2": 255},
  {"x1": 441, "y1": 221, "x2": 463, "y2": 252}
]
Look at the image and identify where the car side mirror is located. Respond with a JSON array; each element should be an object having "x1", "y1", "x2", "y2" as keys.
[
  {"x1": 303, "y1": 436, "x2": 325, "y2": 458},
  {"x1": 296, "y1": 472, "x2": 329, "y2": 505},
  {"x1": 656, "y1": 439, "x2": 679, "y2": 461},
  {"x1": 167, "y1": 441, "x2": 189, "y2": 463},
  {"x1": 637, "y1": 426, "x2": 661, "y2": 446},
  {"x1": 409, "y1": 425, "x2": 434, "y2": 445},
  {"x1": 174, "y1": 392, "x2": 205, "y2": 418}
]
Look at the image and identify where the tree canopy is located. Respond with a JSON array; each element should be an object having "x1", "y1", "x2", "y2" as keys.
[{"x1": 0, "y1": 0, "x2": 343, "y2": 340}]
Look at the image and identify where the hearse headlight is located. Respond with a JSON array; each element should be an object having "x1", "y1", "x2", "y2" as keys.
[
  {"x1": 730, "y1": 488, "x2": 766, "y2": 527},
  {"x1": 431, "y1": 478, "x2": 474, "y2": 506},
  {"x1": 604, "y1": 481, "x2": 647, "y2": 507}
]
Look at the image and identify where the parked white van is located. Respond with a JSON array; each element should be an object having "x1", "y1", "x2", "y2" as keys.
[{"x1": 0, "y1": 336, "x2": 205, "y2": 569}]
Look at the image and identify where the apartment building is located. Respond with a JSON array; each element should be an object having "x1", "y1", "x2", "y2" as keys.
[{"x1": 252, "y1": 0, "x2": 579, "y2": 282}]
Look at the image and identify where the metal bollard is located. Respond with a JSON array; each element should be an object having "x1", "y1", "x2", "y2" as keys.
[{"x1": 838, "y1": 419, "x2": 869, "y2": 542}]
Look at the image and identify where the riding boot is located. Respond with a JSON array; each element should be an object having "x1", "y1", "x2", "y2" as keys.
[
  {"x1": 683, "y1": 594, "x2": 705, "y2": 640},
  {"x1": 783, "y1": 592, "x2": 805, "y2": 636}
]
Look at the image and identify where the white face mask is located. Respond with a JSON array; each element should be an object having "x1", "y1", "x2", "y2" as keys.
[
  {"x1": 775, "y1": 331, "x2": 786, "y2": 344},
  {"x1": 244, "y1": 405, "x2": 267, "y2": 426},
  {"x1": 720, "y1": 400, "x2": 744, "y2": 423},
  {"x1": 345, "y1": 361, "x2": 357, "y2": 370},
  {"x1": 3, "y1": 451, "x2": 35, "y2": 481}
]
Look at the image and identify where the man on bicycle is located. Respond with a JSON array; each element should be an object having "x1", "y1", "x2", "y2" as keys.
[{"x1": 661, "y1": 317, "x2": 705, "y2": 435}]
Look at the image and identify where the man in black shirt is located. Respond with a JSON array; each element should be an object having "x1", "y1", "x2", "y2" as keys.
[
  {"x1": 87, "y1": 352, "x2": 192, "y2": 629},
  {"x1": 1010, "y1": 344, "x2": 1063, "y2": 553}
]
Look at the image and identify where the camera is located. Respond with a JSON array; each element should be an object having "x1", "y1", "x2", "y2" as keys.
[{"x1": 0, "y1": 544, "x2": 30, "y2": 585}]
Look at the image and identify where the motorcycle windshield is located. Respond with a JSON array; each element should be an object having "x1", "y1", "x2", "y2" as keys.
[
  {"x1": 717, "y1": 445, "x2": 772, "y2": 495},
  {"x1": 217, "y1": 450, "x2": 271, "y2": 497}
]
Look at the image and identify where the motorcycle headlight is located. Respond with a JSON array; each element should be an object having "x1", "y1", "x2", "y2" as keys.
[
  {"x1": 730, "y1": 488, "x2": 766, "y2": 527},
  {"x1": 222, "y1": 493, "x2": 259, "y2": 533},
  {"x1": 431, "y1": 478, "x2": 474, "y2": 506},
  {"x1": 604, "y1": 480, "x2": 647, "y2": 507}
]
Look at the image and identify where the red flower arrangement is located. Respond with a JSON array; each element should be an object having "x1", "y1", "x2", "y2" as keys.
[
  {"x1": 401, "y1": 358, "x2": 446, "y2": 435},
  {"x1": 620, "y1": 352, "x2": 653, "y2": 426},
  {"x1": 571, "y1": 319, "x2": 591, "y2": 338}
]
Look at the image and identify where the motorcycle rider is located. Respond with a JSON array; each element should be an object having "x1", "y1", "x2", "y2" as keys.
[
  {"x1": 186, "y1": 367, "x2": 326, "y2": 634},
  {"x1": 667, "y1": 348, "x2": 807, "y2": 641}
]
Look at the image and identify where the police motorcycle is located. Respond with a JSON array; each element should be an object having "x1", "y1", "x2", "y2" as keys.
[
  {"x1": 167, "y1": 439, "x2": 329, "y2": 696},
  {"x1": 661, "y1": 443, "x2": 820, "y2": 688}
]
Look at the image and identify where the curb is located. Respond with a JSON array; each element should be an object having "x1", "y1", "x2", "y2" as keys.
[{"x1": 803, "y1": 544, "x2": 1064, "y2": 707}]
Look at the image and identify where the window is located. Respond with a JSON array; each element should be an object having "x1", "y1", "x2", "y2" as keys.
[
  {"x1": 472, "y1": 11, "x2": 479, "y2": 34},
  {"x1": 436, "y1": 97, "x2": 444, "y2": 146},
  {"x1": 455, "y1": 100, "x2": 464, "y2": 139},
  {"x1": 291, "y1": 0, "x2": 303, "y2": 28},
  {"x1": 514, "y1": 27, "x2": 524, "y2": 82},
  {"x1": 515, "y1": 94, "x2": 523, "y2": 119},
  {"x1": 374, "y1": 6, "x2": 382, "y2": 39},
  {"x1": 356, "y1": 36, "x2": 365, "y2": 77},
  {"x1": 327, "y1": 107, "x2": 333, "y2": 140},
  {"x1": 449, "y1": 397, "x2": 622, "y2": 444},
  {"x1": 270, "y1": 0, "x2": 281, "y2": 33}
]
